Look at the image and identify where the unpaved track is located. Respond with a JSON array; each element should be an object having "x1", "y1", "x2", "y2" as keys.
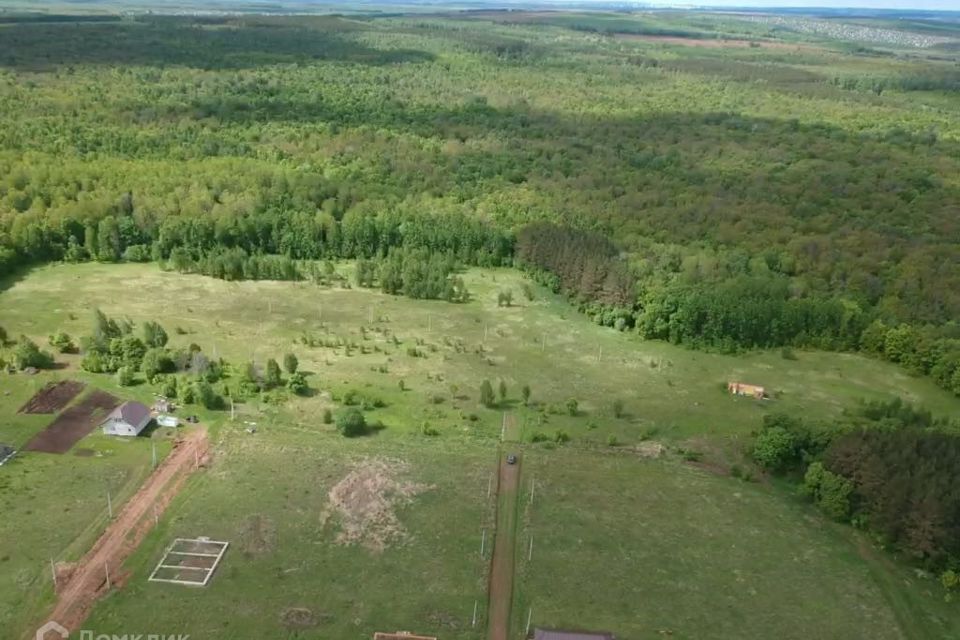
[
  {"x1": 38, "y1": 428, "x2": 208, "y2": 635},
  {"x1": 487, "y1": 451, "x2": 521, "y2": 640}
]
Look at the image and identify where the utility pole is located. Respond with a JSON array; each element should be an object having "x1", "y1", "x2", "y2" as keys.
[
  {"x1": 50, "y1": 558, "x2": 57, "y2": 589},
  {"x1": 106, "y1": 488, "x2": 113, "y2": 519}
]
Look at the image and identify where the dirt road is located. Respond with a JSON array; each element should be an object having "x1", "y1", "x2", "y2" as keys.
[
  {"x1": 487, "y1": 451, "x2": 521, "y2": 640},
  {"x1": 38, "y1": 428, "x2": 208, "y2": 635}
]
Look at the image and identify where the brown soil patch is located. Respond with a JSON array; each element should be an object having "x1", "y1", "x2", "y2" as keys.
[
  {"x1": 280, "y1": 607, "x2": 321, "y2": 630},
  {"x1": 239, "y1": 514, "x2": 277, "y2": 556},
  {"x1": 24, "y1": 390, "x2": 119, "y2": 454},
  {"x1": 632, "y1": 441, "x2": 666, "y2": 458},
  {"x1": 46, "y1": 429, "x2": 208, "y2": 633},
  {"x1": 322, "y1": 458, "x2": 431, "y2": 553},
  {"x1": 18, "y1": 380, "x2": 85, "y2": 414}
]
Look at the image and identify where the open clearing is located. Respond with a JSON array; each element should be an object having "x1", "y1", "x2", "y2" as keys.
[
  {"x1": 512, "y1": 448, "x2": 960, "y2": 640},
  {"x1": 81, "y1": 429, "x2": 493, "y2": 640},
  {"x1": 18, "y1": 380, "x2": 85, "y2": 415},
  {"x1": 2, "y1": 263, "x2": 960, "y2": 638},
  {"x1": 23, "y1": 390, "x2": 119, "y2": 454}
]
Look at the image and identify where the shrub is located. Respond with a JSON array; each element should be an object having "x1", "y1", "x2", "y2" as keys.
[
  {"x1": 180, "y1": 381, "x2": 197, "y2": 405},
  {"x1": 480, "y1": 379, "x2": 495, "y2": 407},
  {"x1": 802, "y1": 462, "x2": 853, "y2": 521},
  {"x1": 565, "y1": 398, "x2": 579, "y2": 416},
  {"x1": 607, "y1": 435, "x2": 619, "y2": 447},
  {"x1": 322, "y1": 408, "x2": 333, "y2": 424},
  {"x1": 194, "y1": 379, "x2": 225, "y2": 410},
  {"x1": 530, "y1": 431, "x2": 549, "y2": 443},
  {"x1": 142, "y1": 321, "x2": 168, "y2": 348},
  {"x1": 13, "y1": 336, "x2": 54, "y2": 370},
  {"x1": 611, "y1": 399, "x2": 624, "y2": 418},
  {"x1": 752, "y1": 426, "x2": 797, "y2": 472},
  {"x1": 49, "y1": 331, "x2": 76, "y2": 354},
  {"x1": 265, "y1": 358, "x2": 282, "y2": 389},
  {"x1": 161, "y1": 376, "x2": 177, "y2": 399},
  {"x1": 335, "y1": 408, "x2": 367, "y2": 437},
  {"x1": 421, "y1": 422, "x2": 440, "y2": 436},
  {"x1": 287, "y1": 372, "x2": 308, "y2": 396},
  {"x1": 554, "y1": 430, "x2": 570, "y2": 444},
  {"x1": 283, "y1": 353, "x2": 299, "y2": 374},
  {"x1": 142, "y1": 347, "x2": 174, "y2": 383},
  {"x1": 81, "y1": 350, "x2": 106, "y2": 373},
  {"x1": 116, "y1": 366, "x2": 135, "y2": 387}
]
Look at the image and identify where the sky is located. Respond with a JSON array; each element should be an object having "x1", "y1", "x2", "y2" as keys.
[
  {"x1": 642, "y1": 0, "x2": 959, "y2": 9},
  {"x1": 502, "y1": 0, "x2": 960, "y2": 10}
]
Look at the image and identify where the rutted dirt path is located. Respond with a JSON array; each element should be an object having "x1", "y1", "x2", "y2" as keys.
[
  {"x1": 37, "y1": 428, "x2": 209, "y2": 636},
  {"x1": 487, "y1": 448, "x2": 521, "y2": 640}
]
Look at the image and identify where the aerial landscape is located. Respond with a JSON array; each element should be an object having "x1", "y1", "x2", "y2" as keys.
[{"x1": 0, "y1": 1, "x2": 959, "y2": 639}]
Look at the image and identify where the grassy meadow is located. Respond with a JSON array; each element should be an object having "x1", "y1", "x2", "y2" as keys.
[
  {"x1": 84, "y1": 427, "x2": 495, "y2": 640},
  {"x1": 512, "y1": 448, "x2": 960, "y2": 640},
  {"x1": 2, "y1": 262, "x2": 960, "y2": 637}
]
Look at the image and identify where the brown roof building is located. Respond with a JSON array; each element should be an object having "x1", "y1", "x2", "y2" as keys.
[{"x1": 728, "y1": 381, "x2": 766, "y2": 400}]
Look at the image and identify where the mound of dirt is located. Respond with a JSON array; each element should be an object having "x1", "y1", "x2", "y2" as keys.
[
  {"x1": 280, "y1": 607, "x2": 324, "y2": 630},
  {"x1": 633, "y1": 441, "x2": 665, "y2": 459},
  {"x1": 323, "y1": 457, "x2": 431, "y2": 553},
  {"x1": 239, "y1": 514, "x2": 277, "y2": 556}
]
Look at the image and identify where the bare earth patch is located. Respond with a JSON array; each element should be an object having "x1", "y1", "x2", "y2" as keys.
[
  {"x1": 322, "y1": 457, "x2": 431, "y2": 553},
  {"x1": 280, "y1": 607, "x2": 326, "y2": 630},
  {"x1": 239, "y1": 514, "x2": 277, "y2": 557},
  {"x1": 632, "y1": 441, "x2": 666, "y2": 458}
]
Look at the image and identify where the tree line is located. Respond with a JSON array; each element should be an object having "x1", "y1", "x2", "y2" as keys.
[
  {"x1": 752, "y1": 399, "x2": 960, "y2": 586},
  {"x1": 516, "y1": 222, "x2": 960, "y2": 397}
]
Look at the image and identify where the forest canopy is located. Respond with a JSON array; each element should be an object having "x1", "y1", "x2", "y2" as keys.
[{"x1": 0, "y1": 13, "x2": 958, "y2": 392}]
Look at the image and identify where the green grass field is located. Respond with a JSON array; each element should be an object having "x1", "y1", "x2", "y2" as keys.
[
  {"x1": 0, "y1": 372, "x2": 172, "y2": 635},
  {"x1": 512, "y1": 448, "x2": 960, "y2": 640},
  {"x1": 3, "y1": 262, "x2": 960, "y2": 638},
  {"x1": 84, "y1": 427, "x2": 493, "y2": 639}
]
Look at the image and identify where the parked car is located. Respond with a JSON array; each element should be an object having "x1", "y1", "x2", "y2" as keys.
[{"x1": 507, "y1": 454, "x2": 518, "y2": 465}]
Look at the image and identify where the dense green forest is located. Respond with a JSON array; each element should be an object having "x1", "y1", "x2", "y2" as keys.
[
  {"x1": 1, "y1": 12, "x2": 959, "y2": 391},
  {"x1": 753, "y1": 399, "x2": 960, "y2": 582}
]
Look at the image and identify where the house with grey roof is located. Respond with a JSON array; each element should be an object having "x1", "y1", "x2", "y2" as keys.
[{"x1": 101, "y1": 401, "x2": 152, "y2": 437}]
